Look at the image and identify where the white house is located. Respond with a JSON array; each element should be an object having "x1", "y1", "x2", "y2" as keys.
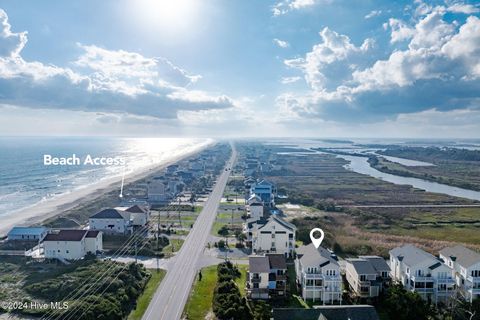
[
  {"x1": 43, "y1": 230, "x2": 102, "y2": 260},
  {"x1": 89, "y1": 208, "x2": 132, "y2": 235},
  {"x1": 125, "y1": 205, "x2": 150, "y2": 226},
  {"x1": 247, "y1": 254, "x2": 288, "y2": 300},
  {"x1": 439, "y1": 245, "x2": 480, "y2": 302},
  {"x1": 7, "y1": 227, "x2": 48, "y2": 241},
  {"x1": 246, "y1": 194, "x2": 264, "y2": 220},
  {"x1": 390, "y1": 244, "x2": 456, "y2": 304},
  {"x1": 250, "y1": 179, "x2": 276, "y2": 207},
  {"x1": 295, "y1": 244, "x2": 342, "y2": 304},
  {"x1": 84, "y1": 230, "x2": 103, "y2": 254},
  {"x1": 251, "y1": 215, "x2": 296, "y2": 258},
  {"x1": 345, "y1": 256, "x2": 390, "y2": 299}
]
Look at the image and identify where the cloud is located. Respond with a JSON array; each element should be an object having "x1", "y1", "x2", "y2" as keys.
[
  {"x1": 446, "y1": 3, "x2": 479, "y2": 14},
  {"x1": 277, "y1": 4, "x2": 480, "y2": 124},
  {"x1": 365, "y1": 10, "x2": 382, "y2": 19},
  {"x1": 284, "y1": 27, "x2": 374, "y2": 90},
  {"x1": 386, "y1": 18, "x2": 416, "y2": 43},
  {"x1": 273, "y1": 38, "x2": 290, "y2": 48},
  {"x1": 0, "y1": 9, "x2": 234, "y2": 119},
  {"x1": 0, "y1": 9, "x2": 27, "y2": 58},
  {"x1": 281, "y1": 76, "x2": 301, "y2": 84},
  {"x1": 272, "y1": 0, "x2": 330, "y2": 16}
]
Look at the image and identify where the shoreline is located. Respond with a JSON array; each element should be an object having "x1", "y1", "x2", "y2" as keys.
[{"x1": 0, "y1": 141, "x2": 214, "y2": 237}]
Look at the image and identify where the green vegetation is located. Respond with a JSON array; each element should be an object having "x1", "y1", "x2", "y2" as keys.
[
  {"x1": 184, "y1": 263, "x2": 250, "y2": 320},
  {"x1": 103, "y1": 234, "x2": 171, "y2": 257},
  {"x1": 184, "y1": 265, "x2": 217, "y2": 320},
  {"x1": 163, "y1": 238, "x2": 184, "y2": 257},
  {"x1": 213, "y1": 262, "x2": 251, "y2": 320},
  {"x1": 266, "y1": 151, "x2": 469, "y2": 207},
  {"x1": 0, "y1": 258, "x2": 151, "y2": 319},
  {"x1": 370, "y1": 146, "x2": 480, "y2": 191},
  {"x1": 377, "y1": 284, "x2": 435, "y2": 320},
  {"x1": 128, "y1": 269, "x2": 166, "y2": 320}
]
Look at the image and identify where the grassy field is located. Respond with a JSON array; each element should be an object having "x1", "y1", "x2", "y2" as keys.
[
  {"x1": 163, "y1": 238, "x2": 185, "y2": 257},
  {"x1": 183, "y1": 264, "x2": 248, "y2": 320},
  {"x1": 128, "y1": 269, "x2": 166, "y2": 320},
  {"x1": 375, "y1": 147, "x2": 480, "y2": 191},
  {"x1": 267, "y1": 152, "x2": 471, "y2": 206},
  {"x1": 184, "y1": 265, "x2": 217, "y2": 320}
]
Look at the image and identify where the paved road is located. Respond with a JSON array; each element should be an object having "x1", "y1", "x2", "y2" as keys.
[{"x1": 143, "y1": 144, "x2": 236, "y2": 320}]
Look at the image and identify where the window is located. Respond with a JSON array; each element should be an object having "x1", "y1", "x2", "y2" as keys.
[
  {"x1": 272, "y1": 233, "x2": 275, "y2": 238},
  {"x1": 360, "y1": 275, "x2": 366, "y2": 281},
  {"x1": 253, "y1": 283, "x2": 259, "y2": 289}
]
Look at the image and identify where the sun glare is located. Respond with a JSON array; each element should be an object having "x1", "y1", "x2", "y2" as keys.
[{"x1": 130, "y1": 0, "x2": 200, "y2": 34}]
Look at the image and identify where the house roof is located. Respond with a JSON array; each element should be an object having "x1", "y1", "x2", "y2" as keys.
[
  {"x1": 267, "y1": 254, "x2": 287, "y2": 269},
  {"x1": 90, "y1": 208, "x2": 129, "y2": 220},
  {"x1": 439, "y1": 245, "x2": 480, "y2": 268},
  {"x1": 297, "y1": 244, "x2": 338, "y2": 268},
  {"x1": 249, "y1": 256, "x2": 270, "y2": 273},
  {"x1": 258, "y1": 215, "x2": 295, "y2": 232},
  {"x1": 8, "y1": 226, "x2": 48, "y2": 236},
  {"x1": 43, "y1": 230, "x2": 87, "y2": 242},
  {"x1": 126, "y1": 205, "x2": 147, "y2": 213},
  {"x1": 359, "y1": 256, "x2": 391, "y2": 272},
  {"x1": 85, "y1": 230, "x2": 100, "y2": 238},
  {"x1": 347, "y1": 259, "x2": 377, "y2": 275},
  {"x1": 247, "y1": 194, "x2": 263, "y2": 204},
  {"x1": 272, "y1": 305, "x2": 379, "y2": 320},
  {"x1": 256, "y1": 179, "x2": 274, "y2": 187},
  {"x1": 389, "y1": 244, "x2": 437, "y2": 267}
]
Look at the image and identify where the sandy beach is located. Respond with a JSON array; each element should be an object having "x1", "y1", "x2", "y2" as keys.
[{"x1": 0, "y1": 142, "x2": 213, "y2": 237}]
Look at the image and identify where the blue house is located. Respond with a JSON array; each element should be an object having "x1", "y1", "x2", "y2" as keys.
[
  {"x1": 250, "y1": 179, "x2": 277, "y2": 207},
  {"x1": 7, "y1": 227, "x2": 49, "y2": 241}
]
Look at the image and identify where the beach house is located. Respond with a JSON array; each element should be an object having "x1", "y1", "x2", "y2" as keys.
[
  {"x1": 147, "y1": 178, "x2": 168, "y2": 203},
  {"x1": 43, "y1": 229, "x2": 102, "y2": 260},
  {"x1": 250, "y1": 215, "x2": 296, "y2": 258},
  {"x1": 247, "y1": 254, "x2": 287, "y2": 299},
  {"x1": 295, "y1": 244, "x2": 343, "y2": 304},
  {"x1": 246, "y1": 194, "x2": 264, "y2": 220},
  {"x1": 272, "y1": 305, "x2": 380, "y2": 320},
  {"x1": 7, "y1": 226, "x2": 49, "y2": 241},
  {"x1": 125, "y1": 205, "x2": 150, "y2": 226},
  {"x1": 439, "y1": 245, "x2": 480, "y2": 302},
  {"x1": 89, "y1": 208, "x2": 132, "y2": 235},
  {"x1": 345, "y1": 256, "x2": 390, "y2": 299},
  {"x1": 390, "y1": 244, "x2": 456, "y2": 304},
  {"x1": 250, "y1": 179, "x2": 276, "y2": 207}
]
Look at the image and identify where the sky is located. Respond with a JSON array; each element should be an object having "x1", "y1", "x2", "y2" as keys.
[{"x1": 0, "y1": 0, "x2": 479, "y2": 138}]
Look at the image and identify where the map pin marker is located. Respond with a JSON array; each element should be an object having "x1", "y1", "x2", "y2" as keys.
[{"x1": 310, "y1": 228, "x2": 324, "y2": 249}]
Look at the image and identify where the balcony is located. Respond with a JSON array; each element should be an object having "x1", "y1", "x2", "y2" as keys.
[
  {"x1": 411, "y1": 275, "x2": 434, "y2": 282},
  {"x1": 467, "y1": 276, "x2": 480, "y2": 283},
  {"x1": 302, "y1": 272, "x2": 324, "y2": 279},
  {"x1": 468, "y1": 288, "x2": 480, "y2": 294},
  {"x1": 436, "y1": 278, "x2": 455, "y2": 284},
  {"x1": 251, "y1": 277, "x2": 262, "y2": 283}
]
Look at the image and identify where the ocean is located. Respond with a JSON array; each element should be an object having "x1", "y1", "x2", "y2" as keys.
[{"x1": 0, "y1": 137, "x2": 211, "y2": 218}]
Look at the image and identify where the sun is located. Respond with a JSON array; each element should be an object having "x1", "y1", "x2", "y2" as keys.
[{"x1": 129, "y1": 0, "x2": 200, "y2": 34}]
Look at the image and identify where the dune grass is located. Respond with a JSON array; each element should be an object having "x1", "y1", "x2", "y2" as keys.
[{"x1": 128, "y1": 269, "x2": 166, "y2": 320}]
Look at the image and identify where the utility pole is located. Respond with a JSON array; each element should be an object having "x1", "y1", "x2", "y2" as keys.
[
  {"x1": 135, "y1": 237, "x2": 138, "y2": 263},
  {"x1": 157, "y1": 208, "x2": 160, "y2": 273},
  {"x1": 177, "y1": 197, "x2": 182, "y2": 227}
]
